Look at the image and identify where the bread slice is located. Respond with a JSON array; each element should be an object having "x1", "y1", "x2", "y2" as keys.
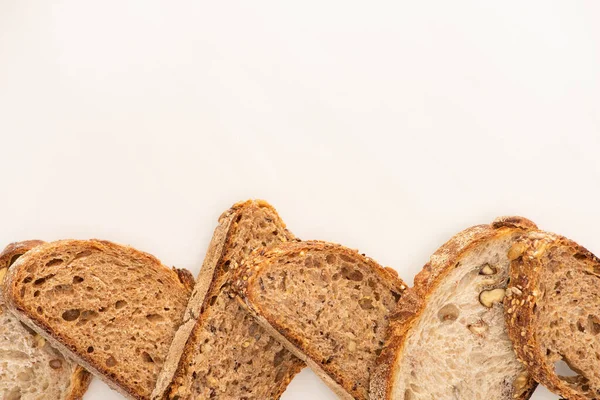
[
  {"x1": 232, "y1": 240, "x2": 407, "y2": 400},
  {"x1": 2, "y1": 239, "x2": 194, "y2": 400},
  {"x1": 370, "y1": 217, "x2": 538, "y2": 400},
  {"x1": 0, "y1": 241, "x2": 91, "y2": 400},
  {"x1": 505, "y1": 230, "x2": 600, "y2": 399},
  {"x1": 154, "y1": 200, "x2": 304, "y2": 400}
]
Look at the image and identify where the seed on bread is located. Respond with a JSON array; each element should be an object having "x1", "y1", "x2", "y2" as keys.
[
  {"x1": 479, "y1": 288, "x2": 506, "y2": 308},
  {"x1": 507, "y1": 242, "x2": 527, "y2": 261},
  {"x1": 479, "y1": 264, "x2": 497, "y2": 275}
]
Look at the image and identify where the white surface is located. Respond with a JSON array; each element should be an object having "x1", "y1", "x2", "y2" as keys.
[{"x1": 1, "y1": 1, "x2": 599, "y2": 399}]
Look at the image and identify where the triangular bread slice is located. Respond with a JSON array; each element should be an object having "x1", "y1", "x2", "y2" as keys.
[
  {"x1": 2, "y1": 239, "x2": 194, "y2": 400},
  {"x1": 232, "y1": 240, "x2": 408, "y2": 400},
  {"x1": 505, "y1": 230, "x2": 600, "y2": 399},
  {"x1": 370, "y1": 217, "x2": 538, "y2": 400},
  {"x1": 153, "y1": 200, "x2": 304, "y2": 399},
  {"x1": 0, "y1": 241, "x2": 91, "y2": 400}
]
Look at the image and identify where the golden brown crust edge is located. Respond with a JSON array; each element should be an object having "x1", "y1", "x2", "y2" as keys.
[
  {"x1": 233, "y1": 240, "x2": 408, "y2": 400},
  {"x1": 1, "y1": 241, "x2": 93, "y2": 400},
  {"x1": 158, "y1": 199, "x2": 303, "y2": 400},
  {"x1": 504, "y1": 231, "x2": 598, "y2": 400},
  {"x1": 2, "y1": 239, "x2": 192, "y2": 400},
  {"x1": 370, "y1": 216, "x2": 538, "y2": 400}
]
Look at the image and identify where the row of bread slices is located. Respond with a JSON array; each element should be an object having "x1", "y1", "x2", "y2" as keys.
[{"x1": 0, "y1": 200, "x2": 598, "y2": 400}]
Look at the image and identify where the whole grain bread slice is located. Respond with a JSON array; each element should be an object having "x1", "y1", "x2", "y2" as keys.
[
  {"x1": 2, "y1": 239, "x2": 194, "y2": 400},
  {"x1": 154, "y1": 200, "x2": 304, "y2": 400},
  {"x1": 370, "y1": 217, "x2": 538, "y2": 400},
  {"x1": 505, "y1": 230, "x2": 600, "y2": 400},
  {"x1": 0, "y1": 241, "x2": 92, "y2": 400},
  {"x1": 232, "y1": 240, "x2": 407, "y2": 400}
]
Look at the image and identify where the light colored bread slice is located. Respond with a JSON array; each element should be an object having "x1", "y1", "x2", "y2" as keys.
[
  {"x1": 371, "y1": 217, "x2": 538, "y2": 400},
  {"x1": 155, "y1": 200, "x2": 304, "y2": 400},
  {"x1": 233, "y1": 240, "x2": 407, "y2": 400},
  {"x1": 505, "y1": 230, "x2": 600, "y2": 400},
  {"x1": 2, "y1": 239, "x2": 194, "y2": 400},
  {"x1": 0, "y1": 241, "x2": 91, "y2": 400}
]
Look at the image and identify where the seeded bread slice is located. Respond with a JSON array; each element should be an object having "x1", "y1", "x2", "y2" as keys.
[
  {"x1": 505, "y1": 231, "x2": 600, "y2": 400},
  {"x1": 2, "y1": 239, "x2": 194, "y2": 400},
  {"x1": 154, "y1": 200, "x2": 304, "y2": 400},
  {"x1": 233, "y1": 241, "x2": 407, "y2": 400},
  {"x1": 0, "y1": 241, "x2": 91, "y2": 400},
  {"x1": 370, "y1": 217, "x2": 538, "y2": 400}
]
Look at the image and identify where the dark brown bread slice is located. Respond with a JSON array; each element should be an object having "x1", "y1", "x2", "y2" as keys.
[
  {"x1": 0, "y1": 241, "x2": 92, "y2": 400},
  {"x1": 155, "y1": 200, "x2": 304, "y2": 400},
  {"x1": 371, "y1": 217, "x2": 538, "y2": 400},
  {"x1": 505, "y1": 230, "x2": 600, "y2": 400},
  {"x1": 2, "y1": 239, "x2": 194, "y2": 400},
  {"x1": 233, "y1": 241, "x2": 407, "y2": 400}
]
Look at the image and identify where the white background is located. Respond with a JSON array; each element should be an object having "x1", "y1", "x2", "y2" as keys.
[{"x1": 1, "y1": 1, "x2": 599, "y2": 399}]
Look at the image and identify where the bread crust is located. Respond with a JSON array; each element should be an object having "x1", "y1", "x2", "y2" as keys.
[
  {"x1": 156, "y1": 200, "x2": 304, "y2": 400},
  {"x1": 370, "y1": 216, "x2": 538, "y2": 400},
  {"x1": 2, "y1": 239, "x2": 193, "y2": 400},
  {"x1": 0, "y1": 240, "x2": 92, "y2": 400},
  {"x1": 233, "y1": 240, "x2": 408, "y2": 400},
  {"x1": 505, "y1": 231, "x2": 600, "y2": 400}
]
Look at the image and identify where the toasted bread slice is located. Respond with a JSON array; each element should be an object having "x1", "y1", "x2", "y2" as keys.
[
  {"x1": 233, "y1": 241, "x2": 407, "y2": 400},
  {"x1": 2, "y1": 239, "x2": 194, "y2": 400},
  {"x1": 505, "y1": 231, "x2": 600, "y2": 400},
  {"x1": 371, "y1": 217, "x2": 538, "y2": 400},
  {"x1": 0, "y1": 241, "x2": 91, "y2": 400},
  {"x1": 155, "y1": 200, "x2": 304, "y2": 400}
]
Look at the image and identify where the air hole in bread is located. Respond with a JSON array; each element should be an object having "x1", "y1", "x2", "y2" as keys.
[
  {"x1": 45, "y1": 259, "x2": 63, "y2": 267},
  {"x1": 273, "y1": 349, "x2": 286, "y2": 366},
  {"x1": 23, "y1": 276, "x2": 32, "y2": 283},
  {"x1": 49, "y1": 359, "x2": 62, "y2": 369},
  {"x1": 54, "y1": 284, "x2": 73, "y2": 294},
  {"x1": 34, "y1": 274, "x2": 55, "y2": 286},
  {"x1": 73, "y1": 276, "x2": 84, "y2": 284},
  {"x1": 33, "y1": 290, "x2": 40, "y2": 297},
  {"x1": 87, "y1": 346, "x2": 94, "y2": 353},
  {"x1": 19, "y1": 321, "x2": 36, "y2": 335},
  {"x1": 146, "y1": 313, "x2": 164, "y2": 323},
  {"x1": 359, "y1": 297, "x2": 374, "y2": 310},
  {"x1": 61, "y1": 309, "x2": 80, "y2": 321},
  {"x1": 209, "y1": 295, "x2": 218, "y2": 306},
  {"x1": 142, "y1": 352, "x2": 154, "y2": 363},
  {"x1": 73, "y1": 250, "x2": 92, "y2": 260},
  {"x1": 8, "y1": 254, "x2": 22, "y2": 267},
  {"x1": 115, "y1": 300, "x2": 127, "y2": 309},
  {"x1": 588, "y1": 315, "x2": 600, "y2": 335},
  {"x1": 36, "y1": 306, "x2": 43, "y2": 314},
  {"x1": 222, "y1": 260, "x2": 231, "y2": 272},
  {"x1": 80, "y1": 310, "x2": 99, "y2": 322},
  {"x1": 341, "y1": 265, "x2": 363, "y2": 281},
  {"x1": 106, "y1": 355, "x2": 117, "y2": 367},
  {"x1": 437, "y1": 304, "x2": 459, "y2": 323},
  {"x1": 554, "y1": 357, "x2": 583, "y2": 378}
]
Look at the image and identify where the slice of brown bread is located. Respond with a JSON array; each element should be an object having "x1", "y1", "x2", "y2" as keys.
[
  {"x1": 0, "y1": 241, "x2": 91, "y2": 400},
  {"x1": 370, "y1": 217, "x2": 538, "y2": 400},
  {"x1": 154, "y1": 200, "x2": 304, "y2": 400},
  {"x1": 505, "y1": 230, "x2": 600, "y2": 400},
  {"x1": 2, "y1": 239, "x2": 194, "y2": 400},
  {"x1": 232, "y1": 240, "x2": 407, "y2": 400}
]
